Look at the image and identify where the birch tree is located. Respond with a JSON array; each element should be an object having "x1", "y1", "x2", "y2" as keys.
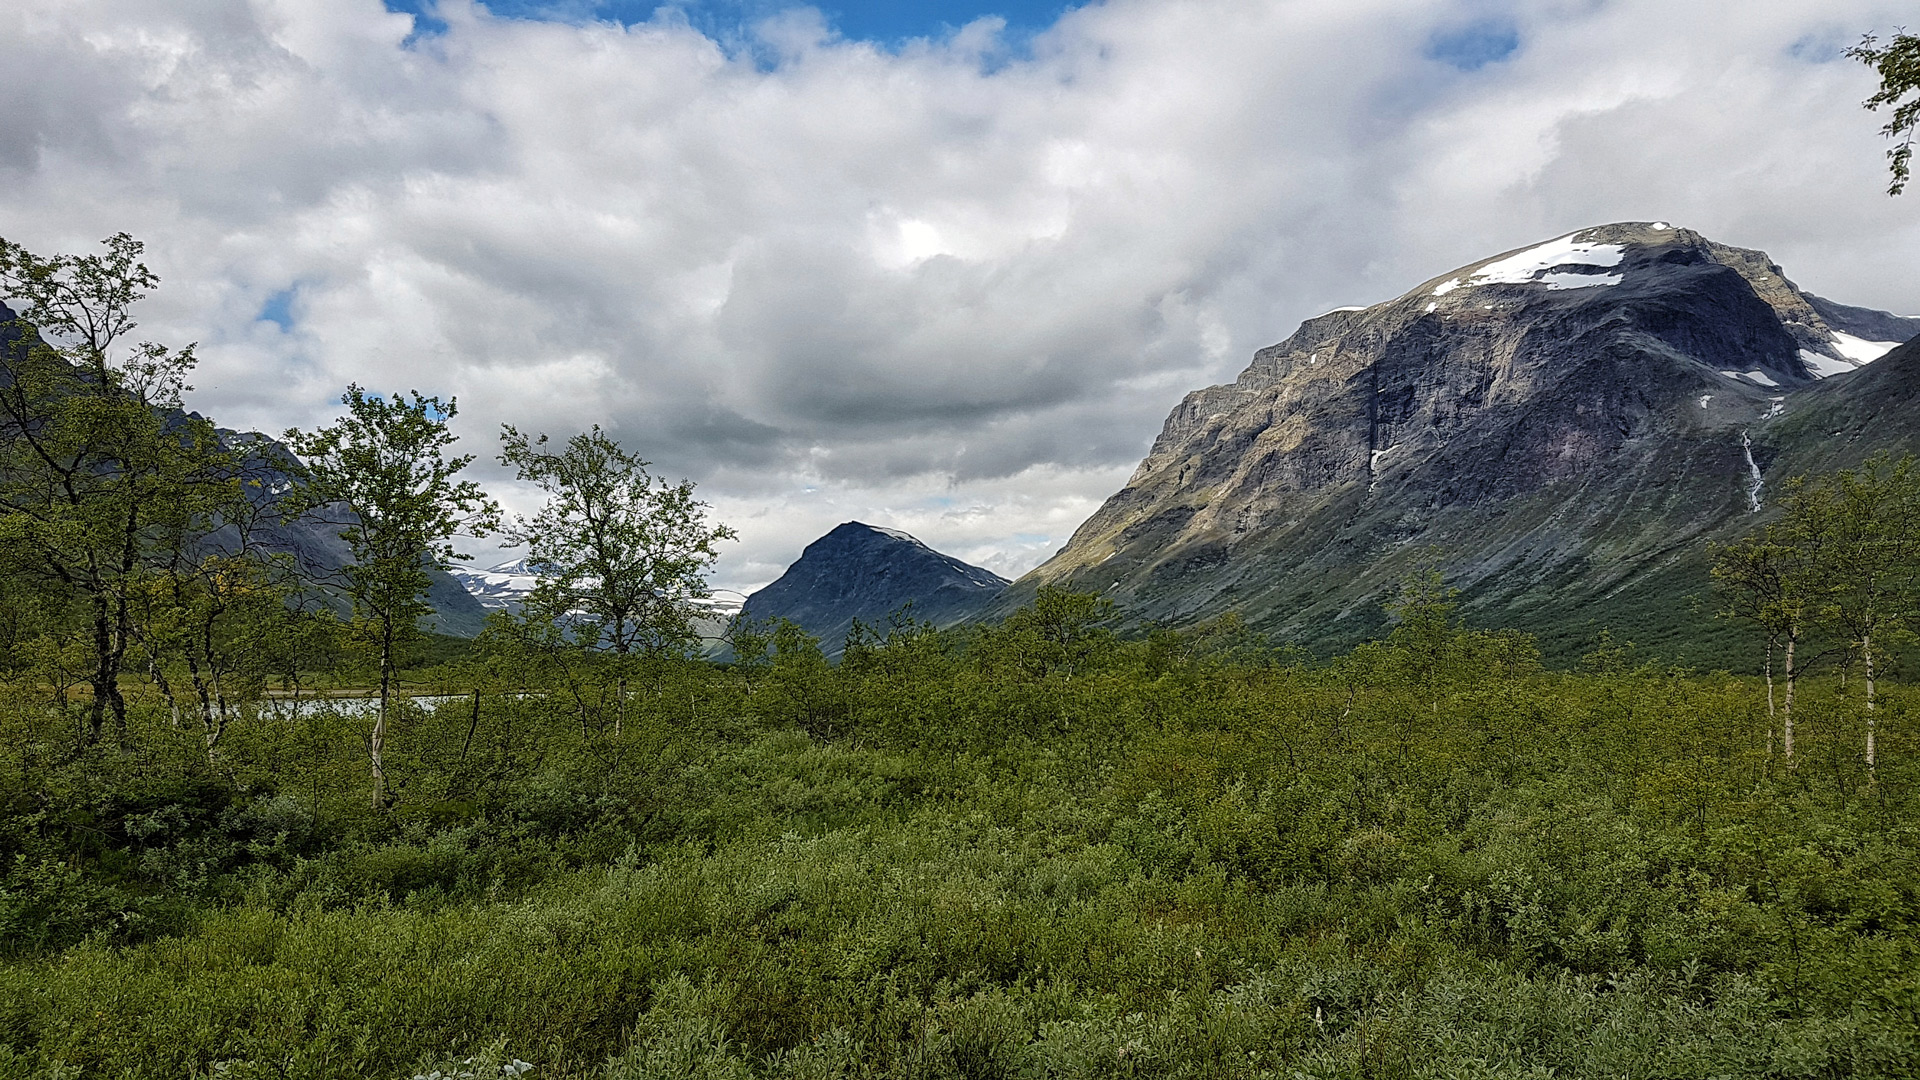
[
  {"x1": 498, "y1": 425, "x2": 734, "y2": 735},
  {"x1": 1850, "y1": 28, "x2": 1920, "y2": 194},
  {"x1": 1711, "y1": 530, "x2": 1815, "y2": 763},
  {"x1": 287, "y1": 386, "x2": 499, "y2": 808},
  {"x1": 0, "y1": 234, "x2": 239, "y2": 743},
  {"x1": 1784, "y1": 454, "x2": 1920, "y2": 776}
]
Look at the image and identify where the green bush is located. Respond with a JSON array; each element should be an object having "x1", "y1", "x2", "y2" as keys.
[{"x1": 0, "y1": 609, "x2": 1916, "y2": 1077}]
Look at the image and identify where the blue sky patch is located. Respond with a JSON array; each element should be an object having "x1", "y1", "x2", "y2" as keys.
[
  {"x1": 381, "y1": 1, "x2": 1071, "y2": 47},
  {"x1": 1425, "y1": 18, "x2": 1521, "y2": 72},
  {"x1": 385, "y1": 0, "x2": 449, "y2": 41},
  {"x1": 258, "y1": 288, "x2": 297, "y2": 332},
  {"x1": 1787, "y1": 32, "x2": 1845, "y2": 64}
]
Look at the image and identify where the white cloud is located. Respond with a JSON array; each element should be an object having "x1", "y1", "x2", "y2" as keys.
[{"x1": 2, "y1": 0, "x2": 1917, "y2": 593}]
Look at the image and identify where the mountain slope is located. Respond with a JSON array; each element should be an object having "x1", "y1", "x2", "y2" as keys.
[
  {"x1": 745, "y1": 522, "x2": 1007, "y2": 652},
  {"x1": 1, "y1": 301, "x2": 490, "y2": 637},
  {"x1": 1001, "y1": 223, "x2": 1919, "y2": 664}
]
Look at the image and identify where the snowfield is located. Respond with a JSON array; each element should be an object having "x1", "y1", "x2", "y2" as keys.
[{"x1": 1433, "y1": 232, "x2": 1627, "y2": 296}]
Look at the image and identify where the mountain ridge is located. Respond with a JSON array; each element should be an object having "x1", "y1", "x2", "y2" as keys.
[
  {"x1": 0, "y1": 300, "x2": 490, "y2": 637},
  {"x1": 993, "y1": 222, "x2": 1920, "y2": 663}
]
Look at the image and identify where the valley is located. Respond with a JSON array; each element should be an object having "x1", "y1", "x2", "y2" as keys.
[{"x1": 5, "y1": 225, "x2": 1920, "y2": 1079}]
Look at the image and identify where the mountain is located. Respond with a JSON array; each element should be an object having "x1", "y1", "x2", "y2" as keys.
[
  {"x1": 208, "y1": 446, "x2": 489, "y2": 637},
  {"x1": 1001, "y1": 223, "x2": 1920, "y2": 664},
  {"x1": 450, "y1": 559, "x2": 542, "y2": 613},
  {"x1": 0, "y1": 301, "x2": 491, "y2": 637},
  {"x1": 450, "y1": 559, "x2": 749, "y2": 653},
  {"x1": 449, "y1": 558, "x2": 744, "y2": 630},
  {"x1": 744, "y1": 522, "x2": 1008, "y2": 651}
]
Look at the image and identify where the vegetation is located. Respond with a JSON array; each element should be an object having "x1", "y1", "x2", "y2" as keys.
[
  {"x1": 286, "y1": 386, "x2": 501, "y2": 808},
  {"x1": 4, "y1": 237, "x2": 1920, "y2": 1078},
  {"x1": 0, "y1": 581, "x2": 1917, "y2": 1078},
  {"x1": 496, "y1": 425, "x2": 735, "y2": 737},
  {"x1": 1852, "y1": 27, "x2": 1920, "y2": 195},
  {"x1": 1713, "y1": 454, "x2": 1920, "y2": 773},
  {"x1": 0, "y1": 234, "x2": 263, "y2": 745}
]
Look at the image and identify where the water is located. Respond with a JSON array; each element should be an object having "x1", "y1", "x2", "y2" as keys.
[{"x1": 257, "y1": 694, "x2": 466, "y2": 720}]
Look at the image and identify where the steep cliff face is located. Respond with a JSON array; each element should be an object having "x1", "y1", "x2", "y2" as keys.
[
  {"x1": 745, "y1": 522, "x2": 1007, "y2": 652},
  {"x1": 1009, "y1": 224, "x2": 1919, "y2": 662}
]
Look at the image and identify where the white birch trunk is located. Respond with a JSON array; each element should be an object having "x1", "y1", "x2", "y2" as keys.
[
  {"x1": 372, "y1": 632, "x2": 392, "y2": 809},
  {"x1": 1782, "y1": 635, "x2": 1797, "y2": 766},
  {"x1": 1863, "y1": 631, "x2": 1877, "y2": 776},
  {"x1": 1764, "y1": 638, "x2": 1776, "y2": 757}
]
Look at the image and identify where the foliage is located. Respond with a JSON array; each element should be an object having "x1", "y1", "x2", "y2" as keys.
[
  {"x1": 3, "y1": 577, "x2": 1916, "y2": 1077},
  {"x1": 493, "y1": 426, "x2": 734, "y2": 736},
  {"x1": 7, "y1": 233, "x2": 1920, "y2": 1078},
  {"x1": 0, "y1": 233, "x2": 286, "y2": 744},
  {"x1": 500, "y1": 425, "x2": 735, "y2": 659},
  {"x1": 1717, "y1": 454, "x2": 1920, "y2": 771},
  {"x1": 1782, "y1": 455, "x2": 1920, "y2": 669},
  {"x1": 285, "y1": 385, "x2": 500, "y2": 807},
  {"x1": 970, "y1": 585, "x2": 1118, "y2": 680},
  {"x1": 1851, "y1": 28, "x2": 1920, "y2": 194}
]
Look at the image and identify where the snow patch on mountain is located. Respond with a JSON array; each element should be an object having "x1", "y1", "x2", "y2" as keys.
[
  {"x1": 1432, "y1": 233, "x2": 1626, "y2": 296},
  {"x1": 452, "y1": 560, "x2": 539, "y2": 611},
  {"x1": 1800, "y1": 350, "x2": 1858, "y2": 379},
  {"x1": 1793, "y1": 332, "x2": 1905, "y2": 381},
  {"x1": 449, "y1": 559, "x2": 743, "y2": 632},
  {"x1": 1830, "y1": 331, "x2": 1904, "y2": 365},
  {"x1": 1537, "y1": 271, "x2": 1624, "y2": 290},
  {"x1": 692, "y1": 593, "x2": 746, "y2": 620}
]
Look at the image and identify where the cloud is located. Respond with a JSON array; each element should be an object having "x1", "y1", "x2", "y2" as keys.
[{"x1": 2, "y1": 0, "x2": 1917, "y2": 592}]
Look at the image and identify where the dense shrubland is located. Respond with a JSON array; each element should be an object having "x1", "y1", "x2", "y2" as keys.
[{"x1": 1, "y1": 584, "x2": 1916, "y2": 1079}]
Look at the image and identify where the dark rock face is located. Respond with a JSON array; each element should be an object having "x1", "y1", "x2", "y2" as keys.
[
  {"x1": 745, "y1": 522, "x2": 1007, "y2": 652},
  {"x1": 1004, "y1": 223, "x2": 1920, "y2": 663}
]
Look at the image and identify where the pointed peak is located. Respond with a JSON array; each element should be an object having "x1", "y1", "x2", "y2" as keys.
[{"x1": 825, "y1": 520, "x2": 927, "y2": 547}]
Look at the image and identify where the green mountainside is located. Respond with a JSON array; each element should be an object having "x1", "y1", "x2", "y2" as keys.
[{"x1": 995, "y1": 223, "x2": 1920, "y2": 666}]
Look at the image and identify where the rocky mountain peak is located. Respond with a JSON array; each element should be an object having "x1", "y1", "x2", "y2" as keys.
[
  {"x1": 1011, "y1": 223, "x2": 1920, "y2": 660},
  {"x1": 744, "y1": 522, "x2": 1007, "y2": 652}
]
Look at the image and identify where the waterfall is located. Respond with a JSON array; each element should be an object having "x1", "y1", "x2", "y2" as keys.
[{"x1": 1741, "y1": 431, "x2": 1763, "y2": 513}]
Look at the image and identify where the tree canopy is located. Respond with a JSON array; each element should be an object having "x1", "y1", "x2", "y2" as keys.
[
  {"x1": 285, "y1": 385, "x2": 500, "y2": 807},
  {"x1": 1851, "y1": 28, "x2": 1920, "y2": 194}
]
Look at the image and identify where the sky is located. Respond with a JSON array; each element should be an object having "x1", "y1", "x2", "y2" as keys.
[
  {"x1": 379, "y1": 0, "x2": 1076, "y2": 48},
  {"x1": 4, "y1": 0, "x2": 1919, "y2": 598}
]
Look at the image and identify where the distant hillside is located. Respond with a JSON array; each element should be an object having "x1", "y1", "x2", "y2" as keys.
[
  {"x1": 0, "y1": 300, "x2": 490, "y2": 637},
  {"x1": 450, "y1": 559, "x2": 744, "y2": 647},
  {"x1": 993, "y1": 223, "x2": 1920, "y2": 666},
  {"x1": 744, "y1": 522, "x2": 1007, "y2": 652}
]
